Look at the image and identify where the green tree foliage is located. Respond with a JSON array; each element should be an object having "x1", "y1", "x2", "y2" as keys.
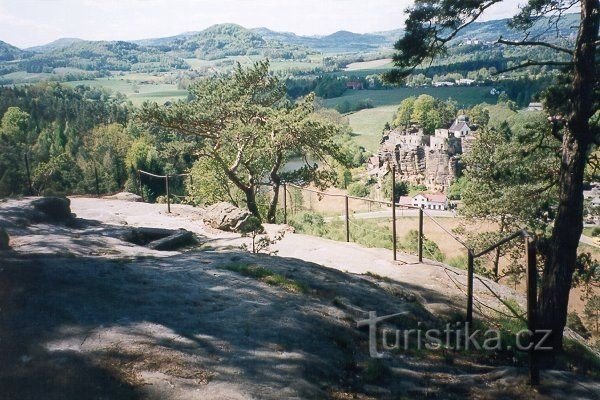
[
  {"x1": 392, "y1": 95, "x2": 457, "y2": 134},
  {"x1": 583, "y1": 295, "x2": 600, "y2": 333},
  {"x1": 0, "y1": 107, "x2": 31, "y2": 194},
  {"x1": 0, "y1": 83, "x2": 132, "y2": 197},
  {"x1": 186, "y1": 158, "x2": 244, "y2": 207},
  {"x1": 392, "y1": 96, "x2": 416, "y2": 128},
  {"x1": 347, "y1": 182, "x2": 369, "y2": 198},
  {"x1": 83, "y1": 124, "x2": 132, "y2": 193},
  {"x1": 460, "y1": 115, "x2": 558, "y2": 282},
  {"x1": 382, "y1": 174, "x2": 409, "y2": 202},
  {"x1": 140, "y1": 61, "x2": 347, "y2": 222},
  {"x1": 314, "y1": 76, "x2": 347, "y2": 99},
  {"x1": 400, "y1": 230, "x2": 445, "y2": 262},
  {"x1": 566, "y1": 312, "x2": 591, "y2": 339}
]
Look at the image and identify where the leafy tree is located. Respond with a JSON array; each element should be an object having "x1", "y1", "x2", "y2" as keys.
[
  {"x1": 393, "y1": 96, "x2": 416, "y2": 128},
  {"x1": 460, "y1": 116, "x2": 558, "y2": 282},
  {"x1": 140, "y1": 61, "x2": 346, "y2": 222},
  {"x1": 186, "y1": 158, "x2": 244, "y2": 207},
  {"x1": 0, "y1": 107, "x2": 31, "y2": 194},
  {"x1": 83, "y1": 124, "x2": 132, "y2": 193},
  {"x1": 583, "y1": 295, "x2": 600, "y2": 333},
  {"x1": 401, "y1": 94, "x2": 457, "y2": 134},
  {"x1": 566, "y1": 312, "x2": 591, "y2": 339},
  {"x1": 387, "y1": 0, "x2": 600, "y2": 353},
  {"x1": 347, "y1": 182, "x2": 369, "y2": 198},
  {"x1": 382, "y1": 174, "x2": 408, "y2": 202}
]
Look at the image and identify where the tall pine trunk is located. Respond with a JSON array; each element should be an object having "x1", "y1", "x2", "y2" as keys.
[
  {"x1": 538, "y1": 133, "x2": 590, "y2": 351},
  {"x1": 537, "y1": 0, "x2": 599, "y2": 353}
]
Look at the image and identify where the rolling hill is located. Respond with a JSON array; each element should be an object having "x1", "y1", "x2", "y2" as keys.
[
  {"x1": 0, "y1": 14, "x2": 580, "y2": 82},
  {"x1": 0, "y1": 40, "x2": 27, "y2": 62},
  {"x1": 146, "y1": 23, "x2": 312, "y2": 60},
  {"x1": 27, "y1": 38, "x2": 85, "y2": 53}
]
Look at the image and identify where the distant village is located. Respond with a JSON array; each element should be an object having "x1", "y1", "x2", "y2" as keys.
[{"x1": 367, "y1": 115, "x2": 478, "y2": 210}]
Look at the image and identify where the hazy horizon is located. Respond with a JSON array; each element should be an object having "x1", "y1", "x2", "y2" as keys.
[{"x1": 1, "y1": 0, "x2": 526, "y2": 48}]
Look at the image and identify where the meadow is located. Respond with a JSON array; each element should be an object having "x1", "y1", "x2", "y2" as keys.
[{"x1": 65, "y1": 75, "x2": 188, "y2": 106}]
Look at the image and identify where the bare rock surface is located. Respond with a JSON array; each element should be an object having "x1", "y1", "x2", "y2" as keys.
[{"x1": 0, "y1": 197, "x2": 597, "y2": 400}]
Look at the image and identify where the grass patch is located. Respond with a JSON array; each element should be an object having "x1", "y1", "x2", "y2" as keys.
[{"x1": 221, "y1": 262, "x2": 308, "y2": 294}]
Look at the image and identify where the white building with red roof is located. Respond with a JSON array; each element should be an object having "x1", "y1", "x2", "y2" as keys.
[{"x1": 399, "y1": 193, "x2": 449, "y2": 210}]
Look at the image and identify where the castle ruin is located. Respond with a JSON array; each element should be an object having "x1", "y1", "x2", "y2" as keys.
[{"x1": 367, "y1": 115, "x2": 477, "y2": 193}]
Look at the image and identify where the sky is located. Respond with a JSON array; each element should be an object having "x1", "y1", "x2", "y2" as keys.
[{"x1": 0, "y1": 0, "x2": 525, "y2": 48}]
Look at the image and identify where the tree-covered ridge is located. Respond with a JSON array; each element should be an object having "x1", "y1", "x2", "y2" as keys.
[
  {"x1": 152, "y1": 23, "x2": 313, "y2": 60},
  {"x1": 26, "y1": 38, "x2": 86, "y2": 53},
  {"x1": 0, "y1": 40, "x2": 27, "y2": 62},
  {"x1": 21, "y1": 40, "x2": 189, "y2": 73}
]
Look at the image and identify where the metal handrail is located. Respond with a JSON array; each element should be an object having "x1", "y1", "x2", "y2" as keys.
[
  {"x1": 473, "y1": 229, "x2": 530, "y2": 258},
  {"x1": 285, "y1": 182, "x2": 422, "y2": 210}
]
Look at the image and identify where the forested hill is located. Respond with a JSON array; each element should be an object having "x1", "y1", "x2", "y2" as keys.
[
  {"x1": 0, "y1": 40, "x2": 27, "y2": 62},
  {"x1": 0, "y1": 14, "x2": 580, "y2": 76},
  {"x1": 251, "y1": 28, "x2": 392, "y2": 52},
  {"x1": 27, "y1": 38, "x2": 85, "y2": 53},
  {"x1": 141, "y1": 23, "x2": 312, "y2": 60},
  {"x1": 20, "y1": 40, "x2": 189, "y2": 73}
]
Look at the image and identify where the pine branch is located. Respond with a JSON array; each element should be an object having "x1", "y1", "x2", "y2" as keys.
[
  {"x1": 497, "y1": 37, "x2": 574, "y2": 55},
  {"x1": 495, "y1": 60, "x2": 573, "y2": 74}
]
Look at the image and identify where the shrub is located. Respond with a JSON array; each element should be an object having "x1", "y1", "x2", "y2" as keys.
[
  {"x1": 399, "y1": 230, "x2": 445, "y2": 262},
  {"x1": 566, "y1": 312, "x2": 591, "y2": 339},
  {"x1": 347, "y1": 182, "x2": 369, "y2": 198}
]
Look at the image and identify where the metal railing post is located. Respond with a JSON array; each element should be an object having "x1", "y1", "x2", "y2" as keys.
[
  {"x1": 345, "y1": 195, "x2": 350, "y2": 242},
  {"x1": 283, "y1": 183, "x2": 287, "y2": 224},
  {"x1": 392, "y1": 166, "x2": 397, "y2": 261},
  {"x1": 138, "y1": 171, "x2": 144, "y2": 202},
  {"x1": 418, "y1": 208, "x2": 424, "y2": 262},
  {"x1": 526, "y1": 236, "x2": 540, "y2": 386},
  {"x1": 94, "y1": 164, "x2": 100, "y2": 197},
  {"x1": 466, "y1": 248, "x2": 474, "y2": 324},
  {"x1": 165, "y1": 174, "x2": 171, "y2": 213}
]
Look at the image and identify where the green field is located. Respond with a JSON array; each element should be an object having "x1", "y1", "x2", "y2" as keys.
[
  {"x1": 185, "y1": 55, "x2": 325, "y2": 74},
  {"x1": 346, "y1": 105, "x2": 396, "y2": 152},
  {"x1": 324, "y1": 86, "x2": 496, "y2": 108},
  {"x1": 65, "y1": 76, "x2": 188, "y2": 106},
  {"x1": 344, "y1": 59, "x2": 394, "y2": 71}
]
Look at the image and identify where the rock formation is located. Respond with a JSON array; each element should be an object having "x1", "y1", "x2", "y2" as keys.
[
  {"x1": 368, "y1": 116, "x2": 477, "y2": 192},
  {"x1": 203, "y1": 202, "x2": 255, "y2": 232}
]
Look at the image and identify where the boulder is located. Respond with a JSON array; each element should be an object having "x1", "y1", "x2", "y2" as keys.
[
  {"x1": 103, "y1": 192, "x2": 143, "y2": 202},
  {"x1": 31, "y1": 197, "x2": 72, "y2": 222},
  {"x1": 203, "y1": 202, "x2": 254, "y2": 232},
  {"x1": 0, "y1": 228, "x2": 9, "y2": 250}
]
